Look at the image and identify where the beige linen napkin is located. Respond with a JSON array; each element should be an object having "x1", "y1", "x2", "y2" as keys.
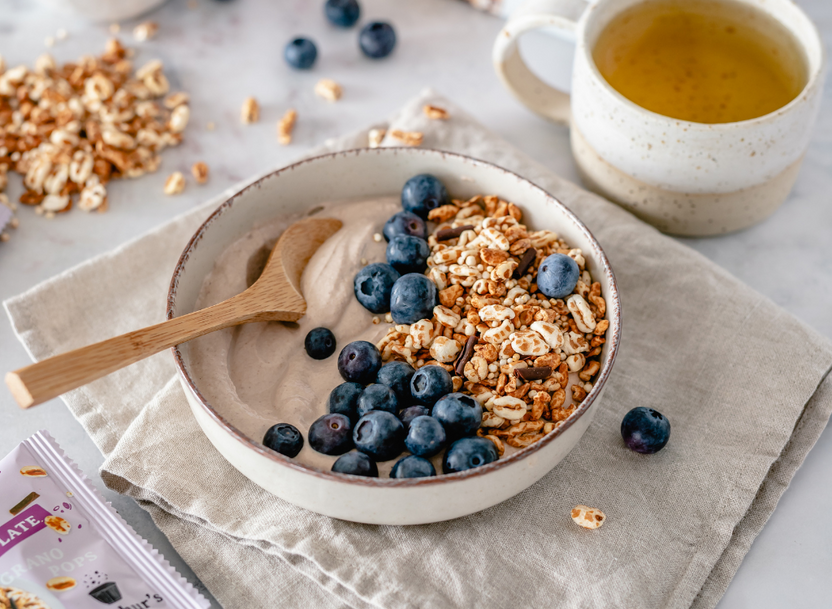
[{"x1": 6, "y1": 90, "x2": 832, "y2": 609}]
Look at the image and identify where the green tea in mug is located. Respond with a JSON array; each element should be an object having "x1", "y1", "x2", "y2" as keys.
[{"x1": 592, "y1": 0, "x2": 808, "y2": 123}]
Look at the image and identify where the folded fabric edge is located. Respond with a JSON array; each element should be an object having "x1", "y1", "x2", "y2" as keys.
[
  {"x1": 690, "y1": 366, "x2": 832, "y2": 609},
  {"x1": 102, "y1": 470, "x2": 376, "y2": 609}
]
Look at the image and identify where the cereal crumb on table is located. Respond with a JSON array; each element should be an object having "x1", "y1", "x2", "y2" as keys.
[
  {"x1": 314, "y1": 79, "x2": 342, "y2": 102},
  {"x1": 389, "y1": 130, "x2": 423, "y2": 146},
  {"x1": 571, "y1": 505, "x2": 605, "y2": 529},
  {"x1": 109, "y1": 23, "x2": 120, "y2": 34},
  {"x1": 368, "y1": 128, "x2": 386, "y2": 148},
  {"x1": 133, "y1": 21, "x2": 159, "y2": 41},
  {"x1": 164, "y1": 172, "x2": 185, "y2": 195},
  {"x1": 423, "y1": 105, "x2": 450, "y2": 120},
  {"x1": 373, "y1": 233, "x2": 383, "y2": 242},
  {"x1": 277, "y1": 109, "x2": 297, "y2": 145},
  {"x1": 191, "y1": 162, "x2": 209, "y2": 184},
  {"x1": 241, "y1": 97, "x2": 260, "y2": 124}
]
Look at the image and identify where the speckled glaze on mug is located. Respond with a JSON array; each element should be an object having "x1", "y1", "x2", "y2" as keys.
[
  {"x1": 167, "y1": 148, "x2": 621, "y2": 525},
  {"x1": 493, "y1": 0, "x2": 827, "y2": 235}
]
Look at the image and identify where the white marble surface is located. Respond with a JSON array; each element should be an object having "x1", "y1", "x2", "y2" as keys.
[{"x1": 0, "y1": 0, "x2": 830, "y2": 607}]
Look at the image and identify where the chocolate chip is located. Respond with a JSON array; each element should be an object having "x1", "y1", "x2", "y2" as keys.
[
  {"x1": 513, "y1": 246, "x2": 537, "y2": 279},
  {"x1": 454, "y1": 335, "x2": 478, "y2": 376},
  {"x1": 436, "y1": 224, "x2": 475, "y2": 241},
  {"x1": 514, "y1": 366, "x2": 552, "y2": 381}
]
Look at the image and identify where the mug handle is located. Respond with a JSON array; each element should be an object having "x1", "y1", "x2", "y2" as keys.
[{"x1": 492, "y1": 0, "x2": 589, "y2": 125}]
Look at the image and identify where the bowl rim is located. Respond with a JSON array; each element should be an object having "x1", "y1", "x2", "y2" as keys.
[{"x1": 167, "y1": 147, "x2": 621, "y2": 488}]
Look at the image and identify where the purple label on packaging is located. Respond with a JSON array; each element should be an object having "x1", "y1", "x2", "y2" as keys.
[{"x1": 0, "y1": 504, "x2": 49, "y2": 558}]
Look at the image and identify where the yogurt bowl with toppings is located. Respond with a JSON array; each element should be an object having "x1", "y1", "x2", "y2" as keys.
[{"x1": 167, "y1": 147, "x2": 621, "y2": 525}]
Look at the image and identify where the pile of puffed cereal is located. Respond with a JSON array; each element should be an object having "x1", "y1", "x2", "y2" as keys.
[
  {"x1": 376, "y1": 195, "x2": 609, "y2": 458},
  {"x1": 0, "y1": 39, "x2": 188, "y2": 225}
]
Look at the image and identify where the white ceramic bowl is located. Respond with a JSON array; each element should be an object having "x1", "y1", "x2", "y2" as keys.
[
  {"x1": 167, "y1": 148, "x2": 621, "y2": 525},
  {"x1": 40, "y1": 0, "x2": 167, "y2": 21}
]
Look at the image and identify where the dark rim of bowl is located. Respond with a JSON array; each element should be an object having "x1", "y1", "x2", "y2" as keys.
[{"x1": 167, "y1": 147, "x2": 621, "y2": 488}]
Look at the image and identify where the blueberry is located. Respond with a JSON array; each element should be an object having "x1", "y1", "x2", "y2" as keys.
[
  {"x1": 621, "y1": 407, "x2": 671, "y2": 454},
  {"x1": 263, "y1": 423, "x2": 303, "y2": 458},
  {"x1": 308, "y1": 413, "x2": 353, "y2": 455},
  {"x1": 432, "y1": 393, "x2": 482, "y2": 439},
  {"x1": 284, "y1": 37, "x2": 318, "y2": 70},
  {"x1": 324, "y1": 0, "x2": 360, "y2": 27},
  {"x1": 398, "y1": 404, "x2": 430, "y2": 431},
  {"x1": 359, "y1": 21, "x2": 396, "y2": 59},
  {"x1": 337, "y1": 340, "x2": 382, "y2": 384},
  {"x1": 391, "y1": 455, "x2": 436, "y2": 479},
  {"x1": 401, "y1": 174, "x2": 449, "y2": 220},
  {"x1": 443, "y1": 437, "x2": 498, "y2": 474},
  {"x1": 386, "y1": 235, "x2": 430, "y2": 275},
  {"x1": 354, "y1": 262, "x2": 400, "y2": 314},
  {"x1": 376, "y1": 360, "x2": 415, "y2": 404},
  {"x1": 405, "y1": 415, "x2": 447, "y2": 458},
  {"x1": 353, "y1": 411, "x2": 405, "y2": 461},
  {"x1": 410, "y1": 365, "x2": 452, "y2": 406},
  {"x1": 383, "y1": 211, "x2": 427, "y2": 242},
  {"x1": 304, "y1": 327, "x2": 336, "y2": 360},
  {"x1": 327, "y1": 382, "x2": 363, "y2": 423},
  {"x1": 357, "y1": 384, "x2": 400, "y2": 418},
  {"x1": 536, "y1": 253, "x2": 580, "y2": 299},
  {"x1": 390, "y1": 274, "x2": 437, "y2": 324},
  {"x1": 332, "y1": 451, "x2": 378, "y2": 477}
]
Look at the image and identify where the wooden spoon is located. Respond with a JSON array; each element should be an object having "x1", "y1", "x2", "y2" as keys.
[{"x1": 6, "y1": 217, "x2": 343, "y2": 409}]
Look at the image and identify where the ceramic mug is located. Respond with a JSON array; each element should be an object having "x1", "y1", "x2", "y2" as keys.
[{"x1": 493, "y1": 0, "x2": 827, "y2": 236}]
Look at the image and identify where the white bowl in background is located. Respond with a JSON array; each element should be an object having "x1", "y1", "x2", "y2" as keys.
[
  {"x1": 40, "y1": 0, "x2": 167, "y2": 22},
  {"x1": 167, "y1": 147, "x2": 621, "y2": 525}
]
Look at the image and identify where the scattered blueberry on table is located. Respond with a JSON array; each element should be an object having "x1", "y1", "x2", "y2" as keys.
[
  {"x1": 309, "y1": 413, "x2": 354, "y2": 455},
  {"x1": 284, "y1": 37, "x2": 318, "y2": 70},
  {"x1": 443, "y1": 437, "x2": 498, "y2": 474},
  {"x1": 390, "y1": 273, "x2": 437, "y2": 324},
  {"x1": 383, "y1": 211, "x2": 427, "y2": 242},
  {"x1": 376, "y1": 360, "x2": 415, "y2": 403},
  {"x1": 536, "y1": 253, "x2": 580, "y2": 299},
  {"x1": 391, "y1": 455, "x2": 436, "y2": 479},
  {"x1": 332, "y1": 451, "x2": 378, "y2": 477},
  {"x1": 353, "y1": 411, "x2": 405, "y2": 461},
  {"x1": 357, "y1": 384, "x2": 400, "y2": 417},
  {"x1": 324, "y1": 0, "x2": 360, "y2": 28},
  {"x1": 621, "y1": 407, "x2": 671, "y2": 454},
  {"x1": 328, "y1": 382, "x2": 364, "y2": 423},
  {"x1": 263, "y1": 423, "x2": 304, "y2": 458},
  {"x1": 354, "y1": 262, "x2": 400, "y2": 314},
  {"x1": 337, "y1": 340, "x2": 382, "y2": 384},
  {"x1": 401, "y1": 174, "x2": 449, "y2": 219},
  {"x1": 432, "y1": 393, "x2": 482, "y2": 440},
  {"x1": 410, "y1": 365, "x2": 452, "y2": 406},
  {"x1": 386, "y1": 234, "x2": 430, "y2": 274},
  {"x1": 404, "y1": 415, "x2": 446, "y2": 458},
  {"x1": 304, "y1": 327, "x2": 336, "y2": 360},
  {"x1": 398, "y1": 404, "x2": 430, "y2": 431},
  {"x1": 359, "y1": 21, "x2": 397, "y2": 59}
]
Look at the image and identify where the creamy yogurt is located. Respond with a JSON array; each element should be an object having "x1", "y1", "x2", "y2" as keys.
[{"x1": 187, "y1": 197, "x2": 403, "y2": 473}]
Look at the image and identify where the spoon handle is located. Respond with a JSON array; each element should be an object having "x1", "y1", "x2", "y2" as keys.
[{"x1": 5, "y1": 296, "x2": 290, "y2": 409}]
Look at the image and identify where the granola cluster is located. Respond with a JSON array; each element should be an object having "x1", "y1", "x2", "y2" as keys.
[
  {"x1": 376, "y1": 195, "x2": 609, "y2": 457},
  {"x1": 0, "y1": 40, "x2": 186, "y2": 217}
]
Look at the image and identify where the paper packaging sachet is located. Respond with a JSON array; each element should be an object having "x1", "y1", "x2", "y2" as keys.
[{"x1": 0, "y1": 431, "x2": 208, "y2": 609}]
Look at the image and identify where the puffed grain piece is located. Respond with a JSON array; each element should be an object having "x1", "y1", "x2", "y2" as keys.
[{"x1": 571, "y1": 505, "x2": 606, "y2": 529}]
